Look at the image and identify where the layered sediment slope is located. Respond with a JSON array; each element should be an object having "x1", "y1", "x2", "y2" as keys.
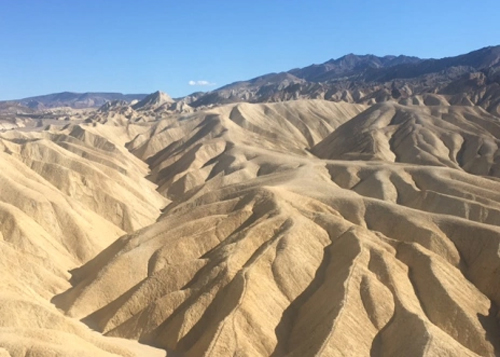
[
  {"x1": 0, "y1": 123, "x2": 167, "y2": 356},
  {"x1": 48, "y1": 99, "x2": 500, "y2": 356},
  {"x1": 312, "y1": 101, "x2": 500, "y2": 177}
]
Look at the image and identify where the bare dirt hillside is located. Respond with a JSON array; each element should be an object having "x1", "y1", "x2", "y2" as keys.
[
  {"x1": 312, "y1": 101, "x2": 500, "y2": 176},
  {"x1": 0, "y1": 123, "x2": 167, "y2": 356},
  {"x1": 19, "y1": 98, "x2": 494, "y2": 356},
  {"x1": 1, "y1": 91, "x2": 500, "y2": 356}
]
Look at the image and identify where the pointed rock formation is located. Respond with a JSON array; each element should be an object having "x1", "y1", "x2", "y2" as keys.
[{"x1": 132, "y1": 91, "x2": 174, "y2": 111}]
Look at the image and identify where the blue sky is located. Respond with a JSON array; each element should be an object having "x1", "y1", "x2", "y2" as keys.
[{"x1": 1, "y1": 0, "x2": 499, "y2": 100}]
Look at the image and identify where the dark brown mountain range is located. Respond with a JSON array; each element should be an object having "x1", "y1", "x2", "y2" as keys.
[{"x1": 188, "y1": 45, "x2": 500, "y2": 116}]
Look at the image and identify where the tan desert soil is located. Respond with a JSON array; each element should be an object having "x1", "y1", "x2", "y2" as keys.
[{"x1": 1, "y1": 98, "x2": 500, "y2": 356}]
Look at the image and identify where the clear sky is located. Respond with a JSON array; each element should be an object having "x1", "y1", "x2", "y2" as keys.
[{"x1": 1, "y1": 0, "x2": 499, "y2": 100}]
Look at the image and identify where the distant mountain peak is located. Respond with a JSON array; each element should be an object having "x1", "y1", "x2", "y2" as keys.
[
  {"x1": 184, "y1": 45, "x2": 500, "y2": 113},
  {"x1": 1, "y1": 92, "x2": 148, "y2": 109},
  {"x1": 132, "y1": 90, "x2": 174, "y2": 111}
]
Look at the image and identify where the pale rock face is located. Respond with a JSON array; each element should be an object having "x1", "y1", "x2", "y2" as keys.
[
  {"x1": 0, "y1": 122, "x2": 168, "y2": 356},
  {"x1": 1, "y1": 97, "x2": 500, "y2": 356},
  {"x1": 132, "y1": 91, "x2": 174, "y2": 111}
]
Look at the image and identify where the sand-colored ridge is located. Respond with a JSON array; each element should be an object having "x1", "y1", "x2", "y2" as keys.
[
  {"x1": 54, "y1": 163, "x2": 500, "y2": 356},
  {"x1": 45, "y1": 100, "x2": 500, "y2": 356},
  {"x1": 126, "y1": 100, "x2": 365, "y2": 200},
  {"x1": 1, "y1": 97, "x2": 500, "y2": 356},
  {"x1": 0, "y1": 121, "x2": 168, "y2": 356}
]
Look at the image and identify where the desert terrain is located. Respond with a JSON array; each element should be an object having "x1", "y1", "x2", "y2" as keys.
[{"x1": 1, "y1": 46, "x2": 500, "y2": 356}]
